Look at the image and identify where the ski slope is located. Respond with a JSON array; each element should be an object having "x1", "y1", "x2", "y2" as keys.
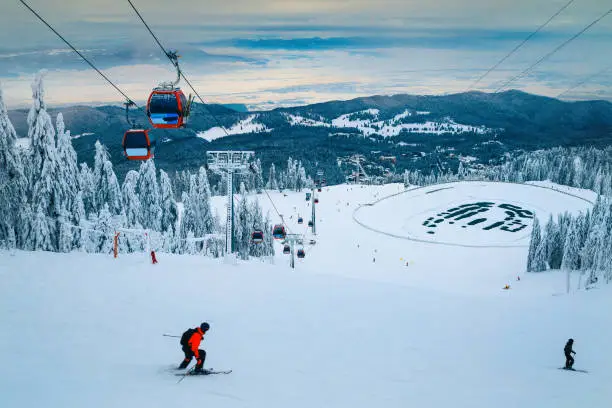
[{"x1": 1, "y1": 182, "x2": 610, "y2": 408}]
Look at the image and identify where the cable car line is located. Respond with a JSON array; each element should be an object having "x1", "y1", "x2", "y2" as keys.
[
  {"x1": 18, "y1": 0, "x2": 156, "y2": 161},
  {"x1": 18, "y1": 0, "x2": 138, "y2": 107},
  {"x1": 126, "y1": 0, "x2": 232, "y2": 137},
  {"x1": 494, "y1": 7, "x2": 612, "y2": 93},
  {"x1": 467, "y1": 0, "x2": 575, "y2": 91},
  {"x1": 557, "y1": 65, "x2": 612, "y2": 99}
]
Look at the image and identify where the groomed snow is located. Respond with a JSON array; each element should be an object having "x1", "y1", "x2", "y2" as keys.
[
  {"x1": 353, "y1": 181, "x2": 594, "y2": 247},
  {"x1": 1, "y1": 182, "x2": 610, "y2": 408}
]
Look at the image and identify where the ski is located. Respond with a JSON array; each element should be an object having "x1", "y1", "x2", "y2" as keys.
[
  {"x1": 176, "y1": 368, "x2": 232, "y2": 377},
  {"x1": 558, "y1": 367, "x2": 588, "y2": 373}
]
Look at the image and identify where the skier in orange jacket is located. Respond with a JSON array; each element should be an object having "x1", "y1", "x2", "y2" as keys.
[{"x1": 178, "y1": 322, "x2": 209, "y2": 373}]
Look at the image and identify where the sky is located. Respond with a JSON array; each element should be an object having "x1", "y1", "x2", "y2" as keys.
[{"x1": 0, "y1": 0, "x2": 611, "y2": 109}]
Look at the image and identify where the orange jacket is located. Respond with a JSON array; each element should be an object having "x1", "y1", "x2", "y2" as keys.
[{"x1": 188, "y1": 328, "x2": 204, "y2": 358}]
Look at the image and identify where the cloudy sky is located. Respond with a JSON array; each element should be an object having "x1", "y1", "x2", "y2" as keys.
[{"x1": 1, "y1": 0, "x2": 611, "y2": 109}]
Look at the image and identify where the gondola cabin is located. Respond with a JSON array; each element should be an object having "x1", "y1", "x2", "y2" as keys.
[
  {"x1": 314, "y1": 198, "x2": 319, "y2": 204},
  {"x1": 147, "y1": 89, "x2": 189, "y2": 129},
  {"x1": 251, "y1": 230, "x2": 264, "y2": 244},
  {"x1": 283, "y1": 245, "x2": 291, "y2": 254},
  {"x1": 305, "y1": 193, "x2": 311, "y2": 201},
  {"x1": 122, "y1": 129, "x2": 155, "y2": 160},
  {"x1": 272, "y1": 225, "x2": 286, "y2": 239},
  {"x1": 297, "y1": 217, "x2": 303, "y2": 224},
  {"x1": 317, "y1": 188, "x2": 322, "y2": 192},
  {"x1": 297, "y1": 249, "x2": 305, "y2": 259}
]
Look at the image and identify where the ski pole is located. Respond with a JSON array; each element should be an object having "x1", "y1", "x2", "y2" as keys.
[
  {"x1": 163, "y1": 334, "x2": 180, "y2": 338},
  {"x1": 177, "y1": 366, "x2": 194, "y2": 384}
]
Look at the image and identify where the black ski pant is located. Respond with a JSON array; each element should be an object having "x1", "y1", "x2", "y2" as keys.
[
  {"x1": 565, "y1": 352, "x2": 574, "y2": 368},
  {"x1": 179, "y1": 346, "x2": 206, "y2": 369}
]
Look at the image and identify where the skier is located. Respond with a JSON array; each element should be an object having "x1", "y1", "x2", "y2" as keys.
[
  {"x1": 178, "y1": 322, "x2": 209, "y2": 373},
  {"x1": 564, "y1": 338, "x2": 576, "y2": 369}
]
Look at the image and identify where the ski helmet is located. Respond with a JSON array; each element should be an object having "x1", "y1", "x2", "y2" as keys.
[
  {"x1": 568, "y1": 338, "x2": 574, "y2": 343},
  {"x1": 200, "y1": 322, "x2": 210, "y2": 332}
]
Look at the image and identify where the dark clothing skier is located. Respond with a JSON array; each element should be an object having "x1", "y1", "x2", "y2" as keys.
[
  {"x1": 564, "y1": 339, "x2": 576, "y2": 369},
  {"x1": 178, "y1": 322, "x2": 209, "y2": 373}
]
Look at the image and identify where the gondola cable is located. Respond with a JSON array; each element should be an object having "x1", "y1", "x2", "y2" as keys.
[
  {"x1": 557, "y1": 65, "x2": 612, "y2": 99},
  {"x1": 18, "y1": 0, "x2": 154, "y2": 160},
  {"x1": 467, "y1": 0, "x2": 575, "y2": 91},
  {"x1": 494, "y1": 7, "x2": 612, "y2": 93},
  {"x1": 126, "y1": 0, "x2": 233, "y2": 138},
  {"x1": 18, "y1": 0, "x2": 138, "y2": 108}
]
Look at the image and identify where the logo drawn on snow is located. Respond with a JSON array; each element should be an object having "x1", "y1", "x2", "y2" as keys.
[{"x1": 422, "y1": 202, "x2": 534, "y2": 235}]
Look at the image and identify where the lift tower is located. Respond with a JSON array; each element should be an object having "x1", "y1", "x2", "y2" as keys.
[{"x1": 206, "y1": 151, "x2": 255, "y2": 255}]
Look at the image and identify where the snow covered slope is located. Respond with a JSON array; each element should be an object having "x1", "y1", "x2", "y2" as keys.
[
  {"x1": 197, "y1": 114, "x2": 271, "y2": 142},
  {"x1": 196, "y1": 109, "x2": 497, "y2": 141},
  {"x1": 1, "y1": 182, "x2": 610, "y2": 408},
  {"x1": 330, "y1": 109, "x2": 493, "y2": 137}
]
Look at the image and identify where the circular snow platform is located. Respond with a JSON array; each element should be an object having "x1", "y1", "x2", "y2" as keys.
[{"x1": 353, "y1": 181, "x2": 594, "y2": 248}]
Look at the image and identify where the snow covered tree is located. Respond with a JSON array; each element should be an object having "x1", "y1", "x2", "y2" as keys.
[
  {"x1": 71, "y1": 191, "x2": 86, "y2": 250},
  {"x1": 254, "y1": 158, "x2": 264, "y2": 193},
  {"x1": 55, "y1": 113, "x2": 79, "y2": 214},
  {"x1": 27, "y1": 71, "x2": 56, "y2": 187},
  {"x1": 179, "y1": 167, "x2": 215, "y2": 253},
  {"x1": 57, "y1": 210, "x2": 73, "y2": 253},
  {"x1": 92, "y1": 204, "x2": 115, "y2": 254},
  {"x1": 27, "y1": 71, "x2": 63, "y2": 250},
  {"x1": 137, "y1": 160, "x2": 162, "y2": 232},
  {"x1": 0, "y1": 82, "x2": 26, "y2": 248},
  {"x1": 561, "y1": 216, "x2": 582, "y2": 271},
  {"x1": 266, "y1": 163, "x2": 279, "y2": 190},
  {"x1": 526, "y1": 216, "x2": 542, "y2": 272},
  {"x1": 30, "y1": 204, "x2": 52, "y2": 251},
  {"x1": 543, "y1": 215, "x2": 563, "y2": 269},
  {"x1": 79, "y1": 162, "x2": 96, "y2": 215},
  {"x1": 233, "y1": 196, "x2": 252, "y2": 260},
  {"x1": 93, "y1": 141, "x2": 122, "y2": 215},
  {"x1": 122, "y1": 171, "x2": 142, "y2": 228},
  {"x1": 160, "y1": 170, "x2": 178, "y2": 235}
]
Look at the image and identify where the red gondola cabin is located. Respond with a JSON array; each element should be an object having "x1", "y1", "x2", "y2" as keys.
[
  {"x1": 122, "y1": 129, "x2": 155, "y2": 160},
  {"x1": 147, "y1": 89, "x2": 190, "y2": 129},
  {"x1": 272, "y1": 224, "x2": 286, "y2": 240},
  {"x1": 252, "y1": 230, "x2": 264, "y2": 244}
]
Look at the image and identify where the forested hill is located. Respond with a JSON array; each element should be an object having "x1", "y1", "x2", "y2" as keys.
[{"x1": 8, "y1": 90, "x2": 612, "y2": 183}]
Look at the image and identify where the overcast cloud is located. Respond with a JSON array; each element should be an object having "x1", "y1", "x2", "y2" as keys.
[{"x1": 1, "y1": 0, "x2": 610, "y2": 108}]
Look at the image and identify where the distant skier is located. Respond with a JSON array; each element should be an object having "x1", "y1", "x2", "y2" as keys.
[
  {"x1": 178, "y1": 322, "x2": 209, "y2": 373},
  {"x1": 564, "y1": 338, "x2": 576, "y2": 369},
  {"x1": 150, "y1": 251, "x2": 158, "y2": 264}
]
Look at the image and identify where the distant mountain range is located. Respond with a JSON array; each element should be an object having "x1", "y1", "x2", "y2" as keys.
[{"x1": 8, "y1": 90, "x2": 612, "y2": 183}]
